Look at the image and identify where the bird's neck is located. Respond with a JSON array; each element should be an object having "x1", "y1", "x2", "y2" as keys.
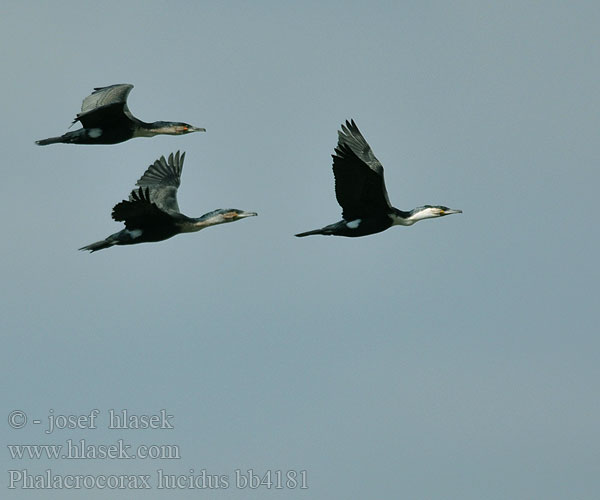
[
  {"x1": 389, "y1": 207, "x2": 437, "y2": 226},
  {"x1": 179, "y1": 211, "x2": 228, "y2": 232},
  {"x1": 178, "y1": 221, "x2": 206, "y2": 233},
  {"x1": 133, "y1": 121, "x2": 178, "y2": 137}
]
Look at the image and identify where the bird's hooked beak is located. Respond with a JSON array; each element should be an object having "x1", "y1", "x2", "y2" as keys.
[
  {"x1": 222, "y1": 210, "x2": 258, "y2": 220},
  {"x1": 441, "y1": 208, "x2": 462, "y2": 216},
  {"x1": 186, "y1": 125, "x2": 206, "y2": 133},
  {"x1": 237, "y1": 211, "x2": 258, "y2": 218}
]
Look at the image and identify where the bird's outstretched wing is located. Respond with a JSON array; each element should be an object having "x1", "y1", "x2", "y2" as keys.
[
  {"x1": 73, "y1": 84, "x2": 135, "y2": 128},
  {"x1": 80, "y1": 84, "x2": 134, "y2": 114},
  {"x1": 112, "y1": 187, "x2": 174, "y2": 230},
  {"x1": 332, "y1": 119, "x2": 392, "y2": 220},
  {"x1": 134, "y1": 151, "x2": 184, "y2": 214}
]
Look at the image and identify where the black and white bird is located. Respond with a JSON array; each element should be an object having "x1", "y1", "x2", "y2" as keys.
[
  {"x1": 36, "y1": 84, "x2": 205, "y2": 145},
  {"x1": 80, "y1": 151, "x2": 257, "y2": 252},
  {"x1": 295, "y1": 120, "x2": 461, "y2": 237}
]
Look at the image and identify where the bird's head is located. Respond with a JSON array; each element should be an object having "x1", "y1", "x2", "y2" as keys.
[
  {"x1": 411, "y1": 205, "x2": 462, "y2": 221},
  {"x1": 194, "y1": 209, "x2": 258, "y2": 228},
  {"x1": 393, "y1": 205, "x2": 462, "y2": 225},
  {"x1": 425, "y1": 205, "x2": 462, "y2": 217},
  {"x1": 218, "y1": 209, "x2": 259, "y2": 223},
  {"x1": 149, "y1": 121, "x2": 206, "y2": 135}
]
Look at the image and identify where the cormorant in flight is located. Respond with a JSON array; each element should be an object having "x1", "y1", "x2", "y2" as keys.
[
  {"x1": 80, "y1": 151, "x2": 257, "y2": 252},
  {"x1": 295, "y1": 120, "x2": 461, "y2": 237},
  {"x1": 36, "y1": 84, "x2": 205, "y2": 145}
]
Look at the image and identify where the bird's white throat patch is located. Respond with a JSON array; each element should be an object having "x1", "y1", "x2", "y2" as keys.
[{"x1": 389, "y1": 213, "x2": 415, "y2": 226}]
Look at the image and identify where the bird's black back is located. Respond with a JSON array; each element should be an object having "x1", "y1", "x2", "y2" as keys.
[
  {"x1": 72, "y1": 84, "x2": 138, "y2": 143},
  {"x1": 76, "y1": 102, "x2": 134, "y2": 130},
  {"x1": 112, "y1": 187, "x2": 181, "y2": 242}
]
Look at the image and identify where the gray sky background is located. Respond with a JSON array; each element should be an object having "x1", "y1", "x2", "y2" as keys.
[{"x1": 2, "y1": 1, "x2": 599, "y2": 499}]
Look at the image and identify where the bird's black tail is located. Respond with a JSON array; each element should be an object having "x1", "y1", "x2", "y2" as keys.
[
  {"x1": 36, "y1": 130, "x2": 85, "y2": 145},
  {"x1": 35, "y1": 135, "x2": 65, "y2": 146},
  {"x1": 79, "y1": 238, "x2": 117, "y2": 253},
  {"x1": 295, "y1": 228, "x2": 326, "y2": 237}
]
